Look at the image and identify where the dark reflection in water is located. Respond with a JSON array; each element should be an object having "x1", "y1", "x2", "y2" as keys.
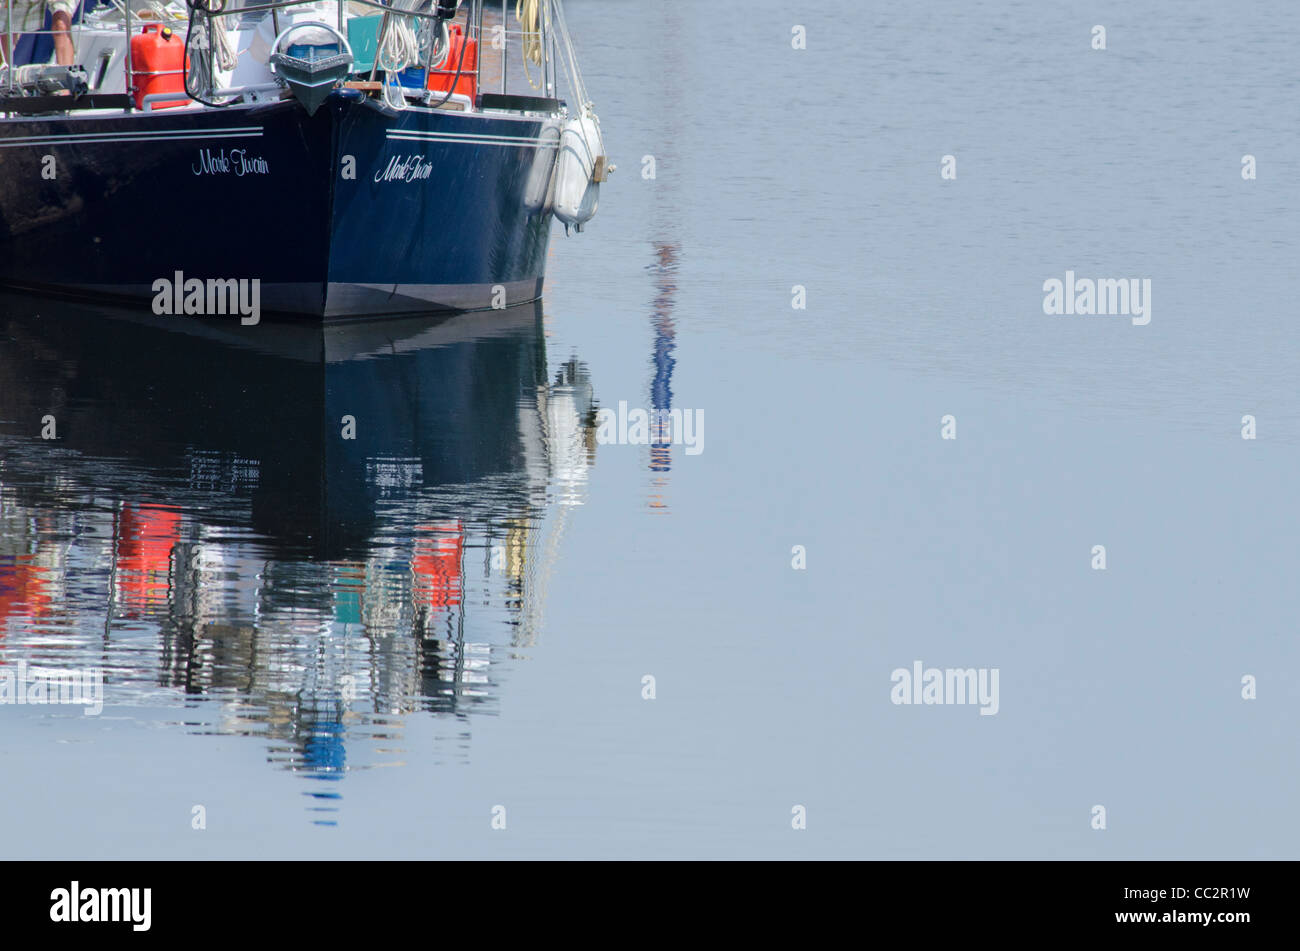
[{"x1": 0, "y1": 294, "x2": 598, "y2": 817}]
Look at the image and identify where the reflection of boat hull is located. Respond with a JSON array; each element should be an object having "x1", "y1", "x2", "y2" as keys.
[
  {"x1": 0, "y1": 293, "x2": 551, "y2": 557},
  {"x1": 0, "y1": 93, "x2": 558, "y2": 318}
]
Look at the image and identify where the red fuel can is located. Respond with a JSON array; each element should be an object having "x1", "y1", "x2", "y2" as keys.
[
  {"x1": 129, "y1": 23, "x2": 188, "y2": 111},
  {"x1": 426, "y1": 24, "x2": 477, "y2": 101}
]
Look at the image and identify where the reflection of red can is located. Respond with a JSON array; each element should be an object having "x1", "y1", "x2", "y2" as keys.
[
  {"x1": 0, "y1": 556, "x2": 53, "y2": 631},
  {"x1": 116, "y1": 504, "x2": 181, "y2": 614},
  {"x1": 412, "y1": 521, "x2": 463, "y2": 610}
]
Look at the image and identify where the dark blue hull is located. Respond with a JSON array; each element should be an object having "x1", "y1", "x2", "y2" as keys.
[{"x1": 0, "y1": 92, "x2": 559, "y2": 317}]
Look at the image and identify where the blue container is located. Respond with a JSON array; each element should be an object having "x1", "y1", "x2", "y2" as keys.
[
  {"x1": 398, "y1": 68, "x2": 427, "y2": 89},
  {"x1": 286, "y1": 42, "x2": 341, "y2": 62}
]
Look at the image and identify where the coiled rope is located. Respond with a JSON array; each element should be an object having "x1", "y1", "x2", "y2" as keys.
[
  {"x1": 515, "y1": 0, "x2": 545, "y2": 88},
  {"x1": 183, "y1": 0, "x2": 239, "y2": 107},
  {"x1": 377, "y1": 0, "x2": 454, "y2": 110}
]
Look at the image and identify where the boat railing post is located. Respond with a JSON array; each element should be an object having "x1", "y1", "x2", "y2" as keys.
[
  {"x1": 367, "y1": 8, "x2": 390, "y2": 82},
  {"x1": 419, "y1": 2, "x2": 430, "y2": 81},
  {"x1": 472, "y1": 0, "x2": 482, "y2": 93},
  {"x1": 123, "y1": 0, "x2": 132, "y2": 109},
  {"x1": 6, "y1": 0, "x2": 13, "y2": 96},
  {"x1": 74, "y1": 0, "x2": 83, "y2": 74},
  {"x1": 499, "y1": 0, "x2": 504, "y2": 94},
  {"x1": 546, "y1": 0, "x2": 554, "y2": 98},
  {"x1": 5, "y1": 0, "x2": 14, "y2": 98},
  {"x1": 537, "y1": 0, "x2": 545, "y2": 96},
  {"x1": 204, "y1": 9, "x2": 211, "y2": 95}
]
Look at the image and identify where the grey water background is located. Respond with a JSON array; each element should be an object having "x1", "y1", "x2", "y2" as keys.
[{"x1": 1, "y1": 0, "x2": 1298, "y2": 858}]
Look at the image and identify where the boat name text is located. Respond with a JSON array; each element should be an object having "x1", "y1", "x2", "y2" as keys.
[
  {"x1": 192, "y1": 147, "x2": 271, "y2": 177},
  {"x1": 375, "y1": 153, "x2": 434, "y2": 183}
]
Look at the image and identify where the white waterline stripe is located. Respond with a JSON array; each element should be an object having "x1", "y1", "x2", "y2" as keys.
[
  {"x1": 399, "y1": 105, "x2": 548, "y2": 121},
  {"x1": 0, "y1": 125, "x2": 262, "y2": 140},
  {"x1": 384, "y1": 137, "x2": 551, "y2": 148},
  {"x1": 0, "y1": 133, "x2": 263, "y2": 148},
  {"x1": 0, "y1": 129, "x2": 263, "y2": 141},
  {"x1": 386, "y1": 128, "x2": 544, "y2": 140},
  {"x1": 384, "y1": 129, "x2": 549, "y2": 143},
  {"x1": 382, "y1": 133, "x2": 551, "y2": 148},
  {"x1": 0, "y1": 128, "x2": 263, "y2": 147}
]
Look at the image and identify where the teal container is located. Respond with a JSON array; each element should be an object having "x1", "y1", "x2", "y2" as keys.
[{"x1": 346, "y1": 14, "x2": 383, "y2": 74}]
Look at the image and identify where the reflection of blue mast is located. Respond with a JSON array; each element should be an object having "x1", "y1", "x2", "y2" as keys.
[
  {"x1": 303, "y1": 710, "x2": 348, "y2": 777},
  {"x1": 649, "y1": 243, "x2": 678, "y2": 474},
  {"x1": 300, "y1": 703, "x2": 346, "y2": 825},
  {"x1": 646, "y1": 12, "x2": 683, "y2": 491}
]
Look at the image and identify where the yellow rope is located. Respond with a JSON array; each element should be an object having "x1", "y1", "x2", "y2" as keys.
[{"x1": 515, "y1": 0, "x2": 547, "y2": 88}]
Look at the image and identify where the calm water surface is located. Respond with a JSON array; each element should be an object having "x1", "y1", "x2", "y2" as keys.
[{"x1": 1, "y1": 0, "x2": 1298, "y2": 858}]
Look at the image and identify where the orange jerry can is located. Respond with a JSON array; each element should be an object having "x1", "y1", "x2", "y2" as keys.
[
  {"x1": 427, "y1": 24, "x2": 477, "y2": 100},
  {"x1": 129, "y1": 23, "x2": 188, "y2": 111}
]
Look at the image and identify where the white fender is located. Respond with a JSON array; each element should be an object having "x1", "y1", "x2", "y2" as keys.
[
  {"x1": 553, "y1": 110, "x2": 603, "y2": 227},
  {"x1": 524, "y1": 121, "x2": 561, "y2": 213}
]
